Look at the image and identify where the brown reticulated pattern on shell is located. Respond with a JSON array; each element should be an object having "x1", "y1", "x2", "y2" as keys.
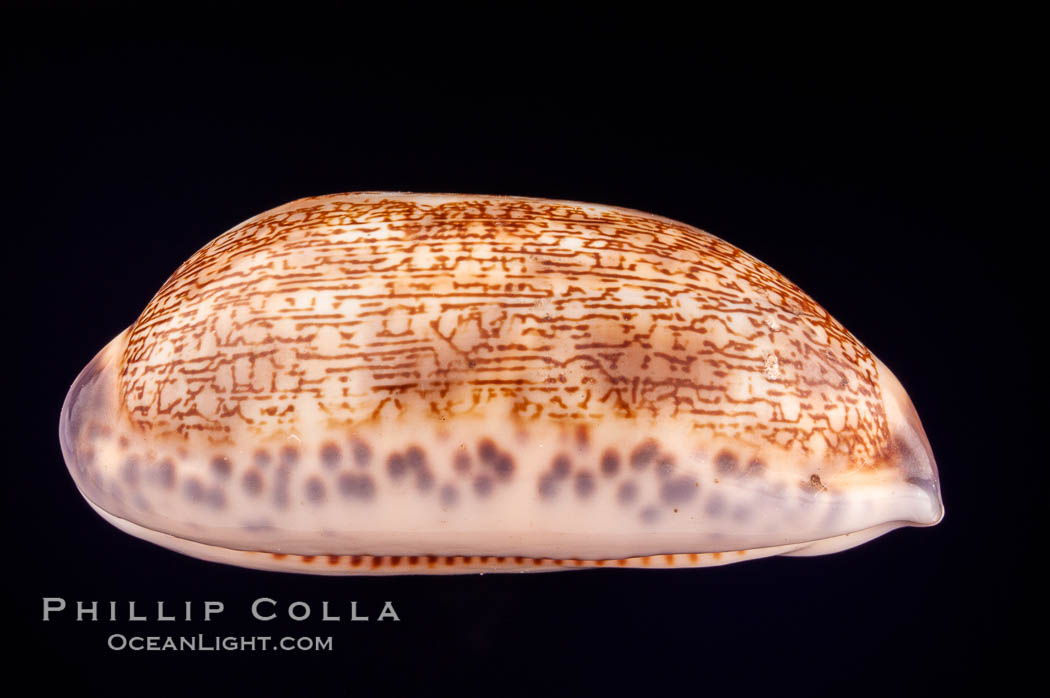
[{"x1": 118, "y1": 193, "x2": 888, "y2": 465}]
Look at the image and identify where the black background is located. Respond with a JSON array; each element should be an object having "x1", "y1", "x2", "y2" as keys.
[{"x1": 5, "y1": 7, "x2": 1041, "y2": 696}]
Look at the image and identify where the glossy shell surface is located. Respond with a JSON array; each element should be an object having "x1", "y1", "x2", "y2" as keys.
[{"x1": 59, "y1": 192, "x2": 943, "y2": 574}]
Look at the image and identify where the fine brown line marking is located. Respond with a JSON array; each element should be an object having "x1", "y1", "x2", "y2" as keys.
[{"x1": 120, "y1": 195, "x2": 887, "y2": 463}]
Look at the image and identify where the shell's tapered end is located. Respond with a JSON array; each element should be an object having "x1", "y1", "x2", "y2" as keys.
[
  {"x1": 875, "y1": 357, "x2": 944, "y2": 526},
  {"x1": 59, "y1": 331, "x2": 132, "y2": 517},
  {"x1": 784, "y1": 358, "x2": 942, "y2": 558}
]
